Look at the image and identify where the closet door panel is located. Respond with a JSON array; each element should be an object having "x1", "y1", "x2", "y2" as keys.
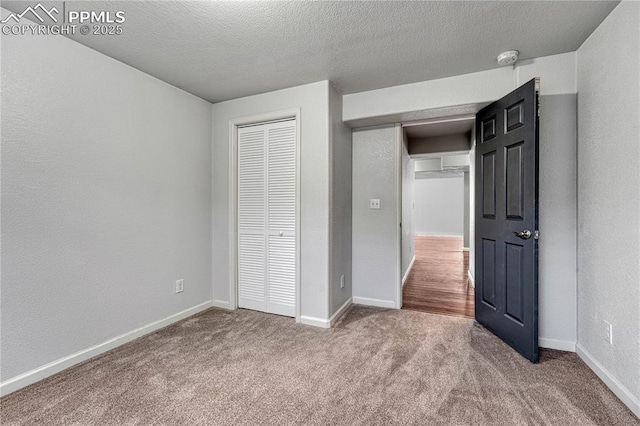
[
  {"x1": 238, "y1": 126, "x2": 267, "y2": 311},
  {"x1": 266, "y1": 121, "x2": 297, "y2": 315},
  {"x1": 267, "y1": 122, "x2": 297, "y2": 234},
  {"x1": 267, "y1": 235, "x2": 296, "y2": 316}
]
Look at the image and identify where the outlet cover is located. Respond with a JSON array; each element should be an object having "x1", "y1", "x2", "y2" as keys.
[
  {"x1": 370, "y1": 199, "x2": 380, "y2": 209},
  {"x1": 340, "y1": 274, "x2": 345, "y2": 289},
  {"x1": 175, "y1": 279, "x2": 184, "y2": 294}
]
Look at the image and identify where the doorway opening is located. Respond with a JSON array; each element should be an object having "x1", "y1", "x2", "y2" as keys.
[{"x1": 400, "y1": 116, "x2": 475, "y2": 319}]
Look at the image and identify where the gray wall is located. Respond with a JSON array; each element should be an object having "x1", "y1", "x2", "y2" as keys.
[
  {"x1": 1, "y1": 24, "x2": 213, "y2": 381},
  {"x1": 329, "y1": 85, "x2": 353, "y2": 314},
  {"x1": 537, "y1": 94, "x2": 578, "y2": 350},
  {"x1": 577, "y1": 1, "x2": 640, "y2": 405},
  {"x1": 401, "y1": 131, "x2": 415, "y2": 278},
  {"x1": 414, "y1": 175, "x2": 465, "y2": 236},
  {"x1": 211, "y1": 81, "x2": 331, "y2": 321},
  {"x1": 516, "y1": 52, "x2": 579, "y2": 350},
  {"x1": 352, "y1": 125, "x2": 399, "y2": 307}
]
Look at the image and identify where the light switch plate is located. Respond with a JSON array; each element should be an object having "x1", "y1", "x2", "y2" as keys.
[{"x1": 370, "y1": 198, "x2": 380, "y2": 209}]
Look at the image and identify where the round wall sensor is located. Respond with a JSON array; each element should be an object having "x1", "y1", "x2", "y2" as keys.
[{"x1": 497, "y1": 50, "x2": 519, "y2": 66}]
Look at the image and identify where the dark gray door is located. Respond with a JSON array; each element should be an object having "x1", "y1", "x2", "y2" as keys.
[{"x1": 474, "y1": 78, "x2": 540, "y2": 363}]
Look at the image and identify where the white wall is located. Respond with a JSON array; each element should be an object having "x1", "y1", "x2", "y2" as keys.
[
  {"x1": 401, "y1": 131, "x2": 415, "y2": 278},
  {"x1": 346, "y1": 52, "x2": 579, "y2": 352},
  {"x1": 352, "y1": 125, "x2": 399, "y2": 308},
  {"x1": 1, "y1": 16, "x2": 213, "y2": 386},
  {"x1": 463, "y1": 172, "x2": 470, "y2": 248},
  {"x1": 211, "y1": 81, "x2": 331, "y2": 321},
  {"x1": 576, "y1": 2, "x2": 640, "y2": 415},
  {"x1": 329, "y1": 84, "x2": 353, "y2": 315},
  {"x1": 414, "y1": 175, "x2": 465, "y2": 236},
  {"x1": 469, "y1": 142, "x2": 476, "y2": 281}
]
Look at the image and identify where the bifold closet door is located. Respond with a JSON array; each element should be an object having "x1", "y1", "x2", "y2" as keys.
[{"x1": 238, "y1": 120, "x2": 296, "y2": 317}]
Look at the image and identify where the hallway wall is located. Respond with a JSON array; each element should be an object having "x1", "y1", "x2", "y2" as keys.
[
  {"x1": 352, "y1": 125, "x2": 399, "y2": 308},
  {"x1": 414, "y1": 175, "x2": 465, "y2": 237}
]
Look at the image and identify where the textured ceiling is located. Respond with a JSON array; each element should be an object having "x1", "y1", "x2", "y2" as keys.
[{"x1": 11, "y1": 1, "x2": 618, "y2": 103}]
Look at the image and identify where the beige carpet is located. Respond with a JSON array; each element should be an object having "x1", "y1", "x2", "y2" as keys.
[{"x1": 1, "y1": 306, "x2": 637, "y2": 425}]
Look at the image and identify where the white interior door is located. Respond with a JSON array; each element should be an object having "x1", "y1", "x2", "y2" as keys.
[{"x1": 238, "y1": 120, "x2": 296, "y2": 317}]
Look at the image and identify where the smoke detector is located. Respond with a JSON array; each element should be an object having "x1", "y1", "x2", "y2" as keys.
[{"x1": 497, "y1": 50, "x2": 519, "y2": 66}]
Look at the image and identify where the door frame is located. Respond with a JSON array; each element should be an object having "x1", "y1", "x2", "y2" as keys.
[
  {"x1": 396, "y1": 114, "x2": 477, "y2": 308},
  {"x1": 229, "y1": 108, "x2": 301, "y2": 321}
]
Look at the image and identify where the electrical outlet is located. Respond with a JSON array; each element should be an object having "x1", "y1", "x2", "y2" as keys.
[
  {"x1": 175, "y1": 279, "x2": 184, "y2": 294},
  {"x1": 604, "y1": 321, "x2": 613, "y2": 345},
  {"x1": 370, "y1": 198, "x2": 380, "y2": 209},
  {"x1": 340, "y1": 274, "x2": 345, "y2": 289}
]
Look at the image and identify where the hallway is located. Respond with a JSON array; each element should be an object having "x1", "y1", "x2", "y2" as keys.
[{"x1": 403, "y1": 236, "x2": 474, "y2": 318}]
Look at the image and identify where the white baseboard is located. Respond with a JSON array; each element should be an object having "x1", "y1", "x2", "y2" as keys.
[
  {"x1": 539, "y1": 337, "x2": 576, "y2": 352},
  {"x1": 352, "y1": 296, "x2": 396, "y2": 309},
  {"x1": 212, "y1": 299, "x2": 231, "y2": 310},
  {"x1": 467, "y1": 270, "x2": 475, "y2": 288},
  {"x1": 329, "y1": 298, "x2": 353, "y2": 327},
  {"x1": 576, "y1": 343, "x2": 640, "y2": 419},
  {"x1": 300, "y1": 315, "x2": 330, "y2": 328},
  {"x1": 402, "y1": 256, "x2": 416, "y2": 287},
  {"x1": 0, "y1": 301, "x2": 213, "y2": 397}
]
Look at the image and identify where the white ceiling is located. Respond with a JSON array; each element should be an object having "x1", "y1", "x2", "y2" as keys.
[{"x1": 14, "y1": 1, "x2": 618, "y2": 103}]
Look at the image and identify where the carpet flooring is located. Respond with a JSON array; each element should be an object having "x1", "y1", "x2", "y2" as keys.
[{"x1": 1, "y1": 306, "x2": 638, "y2": 425}]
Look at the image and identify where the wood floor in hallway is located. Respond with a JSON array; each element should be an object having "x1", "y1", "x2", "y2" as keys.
[{"x1": 403, "y1": 236, "x2": 474, "y2": 318}]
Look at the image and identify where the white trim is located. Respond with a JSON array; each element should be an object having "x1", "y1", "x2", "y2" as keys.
[
  {"x1": 402, "y1": 256, "x2": 416, "y2": 287},
  {"x1": 229, "y1": 109, "x2": 301, "y2": 322},
  {"x1": 539, "y1": 338, "x2": 575, "y2": 352},
  {"x1": 576, "y1": 343, "x2": 640, "y2": 419},
  {"x1": 0, "y1": 301, "x2": 213, "y2": 397},
  {"x1": 300, "y1": 315, "x2": 330, "y2": 329},
  {"x1": 467, "y1": 270, "x2": 475, "y2": 288},
  {"x1": 329, "y1": 298, "x2": 353, "y2": 327},
  {"x1": 462, "y1": 247, "x2": 470, "y2": 252},
  {"x1": 395, "y1": 123, "x2": 403, "y2": 309},
  {"x1": 212, "y1": 299, "x2": 231, "y2": 310},
  {"x1": 353, "y1": 297, "x2": 396, "y2": 309}
]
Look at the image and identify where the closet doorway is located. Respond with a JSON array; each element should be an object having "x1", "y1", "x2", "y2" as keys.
[{"x1": 230, "y1": 111, "x2": 300, "y2": 318}]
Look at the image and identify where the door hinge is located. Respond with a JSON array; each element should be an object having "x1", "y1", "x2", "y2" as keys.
[{"x1": 534, "y1": 230, "x2": 540, "y2": 240}]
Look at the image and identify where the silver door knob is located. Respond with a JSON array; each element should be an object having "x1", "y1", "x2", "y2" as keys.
[
  {"x1": 514, "y1": 229, "x2": 532, "y2": 240},
  {"x1": 279, "y1": 231, "x2": 284, "y2": 236}
]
